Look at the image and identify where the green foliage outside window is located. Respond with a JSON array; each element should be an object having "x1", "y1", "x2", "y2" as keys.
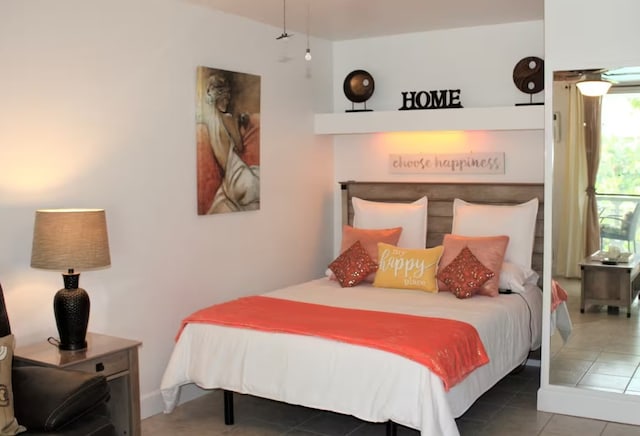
[
  {"x1": 597, "y1": 94, "x2": 640, "y2": 195},
  {"x1": 597, "y1": 93, "x2": 640, "y2": 251}
]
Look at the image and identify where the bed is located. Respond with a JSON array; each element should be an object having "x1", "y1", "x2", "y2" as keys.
[{"x1": 160, "y1": 181, "x2": 544, "y2": 436}]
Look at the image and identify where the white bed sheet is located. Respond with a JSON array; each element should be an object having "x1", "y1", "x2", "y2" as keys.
[
  {"x1": 161, "y1": 279, "x2": 542, "y2": 436},
  {"x1": 551, "y1": 301, "x2": 573, "y2": 342}
]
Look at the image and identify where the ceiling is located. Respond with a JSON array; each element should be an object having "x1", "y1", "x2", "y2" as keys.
[
  {"x1": 554, "y1": 67, "x2": 640, "y2": 86},
  {"x1": 188, "y1": 0, "x2": 543, "y2": 41},
  {"x1": 606, "y1": 67, "x2": 640, "y2": 85}
]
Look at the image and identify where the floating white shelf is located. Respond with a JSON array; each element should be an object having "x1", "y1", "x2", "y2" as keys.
[{"x1": 314, "y1": 105, "x2": 544, "y2": 135}]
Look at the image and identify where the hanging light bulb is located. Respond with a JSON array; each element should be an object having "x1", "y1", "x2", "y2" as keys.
[
  {"x1": 576, "y1": 79, "x2": 612, "y2": 96},
  {"x1": 576, "y1": 72, "x2": 612, "y2": 96},
  {"x1": 304, "y1": 2, "x2": 312, "y2": 61}
]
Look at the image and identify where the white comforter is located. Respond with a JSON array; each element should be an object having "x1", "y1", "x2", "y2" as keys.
[{"x1": 161, "y1": 279, "x2": 542, "y2": 436}]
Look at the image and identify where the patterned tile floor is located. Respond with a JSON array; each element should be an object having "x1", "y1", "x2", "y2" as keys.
[{"x1": 550, "y1": 277, "x2": 640, "y2": 394}]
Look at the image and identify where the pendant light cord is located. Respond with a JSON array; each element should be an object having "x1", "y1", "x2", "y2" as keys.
[{"x1": 283, "y1": 0, "x2": 287, "y2": 35}]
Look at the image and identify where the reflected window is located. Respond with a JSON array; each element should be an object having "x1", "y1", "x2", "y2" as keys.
[{"x1": 597, "y1": 89, "x2": 640, "y2": 252}]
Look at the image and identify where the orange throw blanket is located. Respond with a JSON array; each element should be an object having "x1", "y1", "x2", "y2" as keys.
[{"x1": 179, "y1": 296, "x2": 489, "y2": 391}]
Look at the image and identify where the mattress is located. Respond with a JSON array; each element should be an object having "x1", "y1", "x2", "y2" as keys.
[{"x1": 161, "y1": 278, "x2": 542, "y2": 436}]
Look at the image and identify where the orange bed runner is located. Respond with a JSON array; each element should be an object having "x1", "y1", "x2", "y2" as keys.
[{"x1": 179, "y1": 296, "x2": 489, "y2": 390}]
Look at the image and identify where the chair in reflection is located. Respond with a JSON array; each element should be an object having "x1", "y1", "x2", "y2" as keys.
[{"x1": 600, "y1": 202, "x2": 640, "y2": 252}]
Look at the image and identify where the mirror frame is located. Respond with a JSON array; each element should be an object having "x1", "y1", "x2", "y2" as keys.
[{"x1": 538, "y1": 63, "x2": 640, "y2": 425}]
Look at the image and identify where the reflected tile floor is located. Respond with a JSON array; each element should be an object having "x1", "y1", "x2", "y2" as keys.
[
  {"x1": 142, "y1": 366, "x2": 639, "y2": 435},
  {"x1": 550, "y1": 277, "x2": 640, "y2": 394}
]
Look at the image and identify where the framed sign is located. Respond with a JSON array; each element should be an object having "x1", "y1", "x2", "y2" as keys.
[{"x1": 389, "y1": 153, "x2": 505, "y2": 175}]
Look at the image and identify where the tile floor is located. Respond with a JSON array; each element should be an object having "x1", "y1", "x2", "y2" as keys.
[
  {"x1": 550, "y1": 277, "x2": 640, "y2": 394},
  {"x1": 142, "y1": 364, "x2": 639, "y2": 435}
]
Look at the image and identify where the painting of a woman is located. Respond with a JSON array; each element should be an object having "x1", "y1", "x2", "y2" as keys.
[{"x1": 196, "y1": 67, "x2": 261, "y2": 215}]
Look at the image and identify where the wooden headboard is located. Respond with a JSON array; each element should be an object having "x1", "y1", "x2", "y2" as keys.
[{"x1": 340, "y1": 181, "x2": 544, "y2": 285}]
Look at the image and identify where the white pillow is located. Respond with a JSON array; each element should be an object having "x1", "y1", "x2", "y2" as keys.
[
  {"x1": 499, "y1": 261, "x2": 539, "y2": 293},
  {"x1": 452, "y1": 198, "x2": 539, "y2": 269},
  {"x1": 352, "y1": 196, "x2": 428, "y2": 249}
]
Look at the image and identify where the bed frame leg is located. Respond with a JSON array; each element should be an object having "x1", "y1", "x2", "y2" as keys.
[
  {"x1": 223, "y1": 390, "x2": 234, "y2": 425},
  {"x1": 386, "y1": 421, "x2": 397, "y2": 436}
]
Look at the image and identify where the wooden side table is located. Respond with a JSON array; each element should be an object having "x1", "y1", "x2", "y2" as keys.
[
  {"x1": 579, "y1": 253, "x2": 640, "y2": 317},
  {"x1": 14, "y1": 332, "x2": 141, "y2": 436}
]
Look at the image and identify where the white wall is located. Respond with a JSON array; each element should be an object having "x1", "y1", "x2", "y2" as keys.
[
  {"x1": 331, "y1": 21, "x2": 544, "y2": 184},
  {"x1": 333, "y1": 130, "x2": 543, "y2": 184},
  {"x1": 0, "y1": 0, "x2": 334, "y2": 418},
  {"x1": 332, "y1": 21, "x2": 544, "y2": 112},
  {"x1": 327, "y1": 21, "x2": 544, "y2": 252},
  {"x1": 540, "y1": 0, "x2": 640, "y2": 424}
]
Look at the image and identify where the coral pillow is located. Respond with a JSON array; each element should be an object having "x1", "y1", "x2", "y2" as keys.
[
  {"x1": 438, "y1": 247, "x2": 495, "y2": 299},
  {"x1": 438, "y1": 234, "x2": 508, "y2": 297},
  {"x1": 340, "y1": 225, "x2": 403, "y2": 258},
  {"x1": 340, "y1": 225, "x2": 402, "y2": 281},
  {"x1": 329, "y1": 241, "x2": 378, "y2": 288},
  {"x1": 373, "y1": 243, "x2": 444, "y2": 293}
]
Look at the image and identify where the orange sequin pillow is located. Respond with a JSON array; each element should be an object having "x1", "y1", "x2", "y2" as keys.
[
  {"x1": 329, "y1": 241, "x2": 379, "y2": 287},
  {"x1": 437, "y1": 246, "x2": 495, "y2": 299},
  {"x1": 338, "y1": 225, "x2": 402, "y2": 282},
  {"x1": 438, "y1": 234, "x2": 508, "y2": 297}
]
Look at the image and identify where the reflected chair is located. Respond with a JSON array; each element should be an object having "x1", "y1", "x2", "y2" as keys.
[
  {"x1": 600, "y1": 202, "x2": 640, "y2": 252},
  {"x1": 0, "y1": 282, "x2": 116, "y2": 435}
]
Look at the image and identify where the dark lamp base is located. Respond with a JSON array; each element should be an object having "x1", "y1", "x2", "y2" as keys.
[
  {"x1": 54, "y1": 284, "x2": 90, "y2": 352},
  {"x1": 59, "y1": 340, "x2": 88, "y2": 351}
]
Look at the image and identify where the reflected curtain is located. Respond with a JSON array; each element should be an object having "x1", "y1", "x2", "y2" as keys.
[
  {"x1": 583, "y1": 96, "x2": 602, "y2": 256},
  {"x1": 556, "y1": 85, "x2": 587, "y2": 277}
]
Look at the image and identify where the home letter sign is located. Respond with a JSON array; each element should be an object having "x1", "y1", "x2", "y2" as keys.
[{"x1": 398, "y1": 90, "x2": 463, "y2": 110}]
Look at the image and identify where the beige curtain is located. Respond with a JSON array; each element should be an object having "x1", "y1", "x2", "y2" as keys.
[
  {"x1": 583, "y1": 96, "x2": 602, "y2": 256},
  {"x1": 556, "y1": 85, "x2": 587, "y2": 278}
]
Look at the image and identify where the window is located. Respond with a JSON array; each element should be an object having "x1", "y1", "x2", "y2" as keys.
[
  {"x1": 597, "y1": 90, "x2": 640, "y2": 194},
  {"x1": 597, "y1": 89, "x2": 640, "y2": 251}
]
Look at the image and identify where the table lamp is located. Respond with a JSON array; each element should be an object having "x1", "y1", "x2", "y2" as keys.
[{"x1": 30, "y1": 209, "x2": 111, "y2": 351}]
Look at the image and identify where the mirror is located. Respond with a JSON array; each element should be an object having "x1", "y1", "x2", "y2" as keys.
[{"x1": 550, "y1": 66, "x2": 640, "y2": 395}]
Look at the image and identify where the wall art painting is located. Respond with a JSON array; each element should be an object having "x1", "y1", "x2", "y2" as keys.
[{"x1": 196, "y1": 66, "x2": 261, "y2": 215}]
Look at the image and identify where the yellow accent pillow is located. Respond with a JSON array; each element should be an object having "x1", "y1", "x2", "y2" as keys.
[{"x1": 373, "y1": 243, "x2": 444, "y2": 292}]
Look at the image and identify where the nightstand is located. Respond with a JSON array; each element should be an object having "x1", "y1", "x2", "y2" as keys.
[
  {"x1": 14, "y1": 332, "x2": 142, "y2": 436},
  {"x1": 579, "y1": 253, "x2": 640, "y2": 318}
]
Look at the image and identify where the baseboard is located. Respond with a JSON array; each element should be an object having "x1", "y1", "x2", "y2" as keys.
[
  {"x1": 141, "y1": 384, "x2": 209, "y2": 419},
  {"x1": 538, "y1": 385, "x2": 640, "y2": 425}
]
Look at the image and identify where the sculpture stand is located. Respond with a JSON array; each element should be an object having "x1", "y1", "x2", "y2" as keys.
[{"x1": 346, "y1": 102, "x2": 373, "y2": 112}]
